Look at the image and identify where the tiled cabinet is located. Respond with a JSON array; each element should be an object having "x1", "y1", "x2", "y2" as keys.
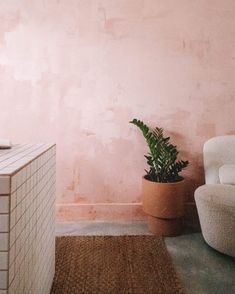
[{"x1": 0, "y1": 144, "x2": 56, "y2": 294}]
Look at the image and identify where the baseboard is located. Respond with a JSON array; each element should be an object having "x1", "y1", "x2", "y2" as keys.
[
  {"x1": 56, "y1": 201, "x2": 201, "y2": 231},
  {"x1": 56, "y1": 203, "x2": 146, "y2": 221}
]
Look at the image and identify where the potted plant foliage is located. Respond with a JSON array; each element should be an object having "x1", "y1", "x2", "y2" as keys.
[{"x1": 130, "y1": 119, "x2": 189, "y2": 236}]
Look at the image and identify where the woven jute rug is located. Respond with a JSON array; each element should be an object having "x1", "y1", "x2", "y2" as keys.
[{"x1": 50, "y1": 235, "x2": 184, "y2": 294}]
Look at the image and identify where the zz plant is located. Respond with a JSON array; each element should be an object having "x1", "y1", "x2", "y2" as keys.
[{"x1": 130, "y1": 119, "x2": 189, "y2": 183}]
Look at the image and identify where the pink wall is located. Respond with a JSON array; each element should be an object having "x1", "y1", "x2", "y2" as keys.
[{"x1": 0, "y1": 1, "x2": 235, "y2": 224}]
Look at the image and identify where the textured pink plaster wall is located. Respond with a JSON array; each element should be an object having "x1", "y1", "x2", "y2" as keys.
[{"x1": 0, "y1": 1, "x2": 235, "y2": 224}]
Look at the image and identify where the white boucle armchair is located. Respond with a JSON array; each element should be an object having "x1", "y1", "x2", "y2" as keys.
[{"x1": 195, "y1": 136, "x2": 235, "y2": 257}]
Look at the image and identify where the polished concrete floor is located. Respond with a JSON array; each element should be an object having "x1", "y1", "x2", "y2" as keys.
[{"x1": 56, "y1": 221, "x2": 235, "y2": 294}]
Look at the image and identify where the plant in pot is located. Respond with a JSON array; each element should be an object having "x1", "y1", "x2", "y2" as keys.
[{"x1": 130, "y1": 119, "x2": 189, "y2": 236}]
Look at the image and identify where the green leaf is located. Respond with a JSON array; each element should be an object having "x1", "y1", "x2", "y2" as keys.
[{"x1": 130, "y1": 118, "x2": 189, "y2": 182}]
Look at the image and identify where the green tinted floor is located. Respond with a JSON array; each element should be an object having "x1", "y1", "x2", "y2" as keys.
[{"x1": 165, "y1": 233, "x2": 235, "y2": 294}]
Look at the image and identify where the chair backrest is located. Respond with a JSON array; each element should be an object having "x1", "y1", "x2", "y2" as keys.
[{"x1": 203, "y1": 136, "x2": 235, "y2": 184}]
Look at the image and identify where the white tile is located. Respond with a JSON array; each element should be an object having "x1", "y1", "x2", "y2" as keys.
[
  {"x1": 16, "y1": 204, "x2": 20, "y2": 223},
  {"x1": 26, "y1": 180, "x2": 30, "y2": 194},
  {"x1": 10, "y1": 226, "x2": 15, "y2": 248},
  {"x1": 8, "y1": 285, "x2": 13, "y2": 294},
  {"x1": 9, "y1": 263, "x2": 14, "y2": 284},
  {"x1": 0, "y1": 168, "x2": 14, "y2": 175},
  {"x1": 9, "y1": 244, "x2": 15, "y2": 265},
  {"x1": 15, "y1": 252, "x2": 20, "y2": 270},
  {"x1": 21, "y1": 183, "x2": 26, "y2": 198},
  {"x1": 15, "y1": 221, "x2": 21, "y2": 240},
  {"x1": 14, "y1": 173, "x2": 20, "y2": 190},
  {"x1": 0, "y1": 271, "x2": 7, "y2": 289},
  {"x1": 31, "y1": 161, "x2": 35, "y2": 174},
  {"x1": 22, "y1": 168, "x2": 27, "y2": 183},
  {"x1": 0, "y1": 197, "x2": 9, "y2": 213},
  {"x1": 14, "y1": 272, "x2": 19, "y2": 292},
  {"x1": 0, "y1": 252, "x2": 8, "y2": 270},
  {"x1": 10, "y1": 192, "x2": 16, "y2": 211},
  {"x1": 16, "y1": 171, "x2": 22, "y2": 188},
  {"x1": 0, "y1": 215, "x2": 9, "y2": 232},
  {"x1": 30, "y1": 178, "x2": 33, "y2": 190},
  {"x1": 0, "y1": 177, "x2": 10, "y2": 195},
  {"x1": 10, "y1": 209, "x2": 16, "y2": 230},
  {"x1": 26, "y1": 165, "x2": 31, "y2": 179},
  {"x1": 16, "y1": 186, "x2": 22, "y2": 205},
  {"x1": 11, "y1": 175, "x2": 17, "y2": 192},
  {"x1": 0, "y1": 233, "x2": 8, "y2": 251}
]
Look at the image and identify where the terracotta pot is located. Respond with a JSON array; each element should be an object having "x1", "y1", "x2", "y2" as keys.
[
  {"x1": 142, "y1": 177, "x2": 186, "y2": 236},
  {"x1": 147, "y1": 216, "x2": 183, "y2": 236}
]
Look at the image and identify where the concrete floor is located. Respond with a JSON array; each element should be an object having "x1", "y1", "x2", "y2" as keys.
[{"x1": 56, "y1": 221, "x2": 235, "y2": 294}]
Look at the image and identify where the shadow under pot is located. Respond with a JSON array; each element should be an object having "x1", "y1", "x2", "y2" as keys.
[{"x1": 142, "y1": 177, "x2": 186, "y2": 236}]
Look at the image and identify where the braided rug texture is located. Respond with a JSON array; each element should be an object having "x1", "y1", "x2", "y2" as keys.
[{"x1": 51, "y1": 235, "x2": 184, "y2": 294}]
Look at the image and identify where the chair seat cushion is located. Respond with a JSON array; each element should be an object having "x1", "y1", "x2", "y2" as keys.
[
  {"x1": 219, "y1": 164, "x2": 235, "y2": 185},
  {"x1": 195, "y1": 184, "x2": 235, "y2": 208}
]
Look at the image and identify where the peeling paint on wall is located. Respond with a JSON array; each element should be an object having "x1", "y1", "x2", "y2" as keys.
[{"x1": 0, "y1": 0, "x2": 235, "y2": 223}]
